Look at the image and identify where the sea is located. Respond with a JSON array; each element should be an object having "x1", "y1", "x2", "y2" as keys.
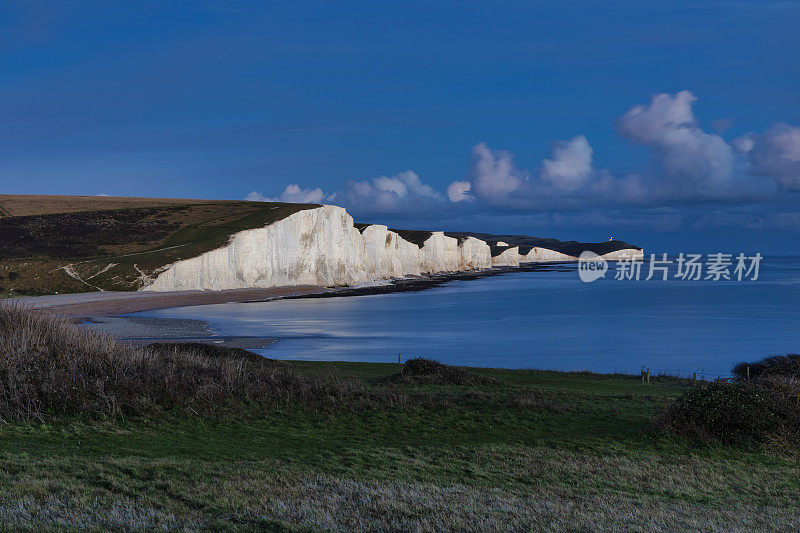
[{"x1": 134, "y1": 255, "x2": 800, "y2": 377}]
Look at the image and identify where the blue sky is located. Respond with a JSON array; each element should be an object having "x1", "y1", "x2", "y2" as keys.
[{"x1": 1, "y1": 1, "x2": 799, "y2": 252}]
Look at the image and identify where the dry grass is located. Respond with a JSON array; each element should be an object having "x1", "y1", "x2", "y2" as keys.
[{"x1": 0, "y1": 304, "x2": 371, "y2": 421}]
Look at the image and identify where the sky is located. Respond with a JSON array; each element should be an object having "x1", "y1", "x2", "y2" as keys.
[{"x1": 1, "y1": 1, "x2": 799, "y2": 252}]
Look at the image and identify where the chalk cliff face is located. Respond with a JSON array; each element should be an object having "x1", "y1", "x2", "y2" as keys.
[
  {"x1": 144, "y1": 204, "x2": 642, "y2": 292},
  {"x1": 521, "y1": 247, "x2": 580, "y2": 263},
  {"x1": 459, "y1": 237, "x2": 493, "y2": 270},
  {"x1": 598, "y1": 249, "x2": 644, "y2": 261},
  {"x1": 518, "y1": 247, "x2": 645, "y2": 263},
  {"x1": 145, "y1": 205, "x2": 494, "y2": 291},
  {"x1": 491, "y1": 247, "x2": 521, "y2": 267}
]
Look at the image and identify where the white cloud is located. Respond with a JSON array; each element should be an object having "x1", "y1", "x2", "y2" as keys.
[
  {"x1": 468, "y1": 143, "x2": 527, "y2": 203},
  {"x1": 617, "y1": 91, "x2": 698, "y2": 144},
  {"x1": 741, "y1": 123, "x2": 800, "y2": 190},
  {"x1": 616, "y1": 90, "x2": 748, "y2": 199},
  {"x1": 732, "y1": 134, "x2": 755, "y2": 153},
  {"x1": 340, "y1": 170, "x2": 444, "y2": 213},
  {"x1": 448, "y1": 136, "x2": 629, "y2": 209},
  {"x1": 447, "y1": 180, "x2": 473, "y2": 202},
  {"x1": 540, "y1": 135, "x2": 594, "y2": 192}
]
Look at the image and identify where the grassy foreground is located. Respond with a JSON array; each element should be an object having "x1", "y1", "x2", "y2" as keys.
[{"x1": 2, "y1": 360, "x2": 799, "y2": 531}]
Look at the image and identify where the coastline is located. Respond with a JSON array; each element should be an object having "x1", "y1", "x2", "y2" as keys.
[
  {"x1": 277, "y1": 262, "x2": 573, "y2": 300},
  {"x1": 18, "y1": 262, "x2": 573, "y2": 317}
]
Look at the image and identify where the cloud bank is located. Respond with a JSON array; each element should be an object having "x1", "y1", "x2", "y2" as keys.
[
  {"x1": 247, "y1": 171, "x2": 443, "y2": 213},
  {"x1": 449, "y1": 91, "x2": 781, "y2": 210}
]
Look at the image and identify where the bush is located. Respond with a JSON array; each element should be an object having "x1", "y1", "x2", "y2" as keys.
[
  {"x1": 0, "y1": 305, "x2": 368, "y2": 421},
  {"x1": 732, "y1": 354, "x2": 800, "y2": 379},
  {"x1": 387, "y1": 357, "x2": 497, "y2": 386},
  {"x1": 145, "y1": 342, "x2": 283, "y2": 364},
  {"x1": 657, "y1": 379, "x2": 800, "y2": 445}
]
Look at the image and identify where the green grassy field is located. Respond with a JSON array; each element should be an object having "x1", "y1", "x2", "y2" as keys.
[{"x1": 1, "y1": 361, "x2": 798, "y2": 531}]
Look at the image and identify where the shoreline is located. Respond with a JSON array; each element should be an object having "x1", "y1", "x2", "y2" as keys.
[
  {"x1": 275, "y1": 262, "x2": 573, "y2": 300},
  {"x1": 17, "y1": 262, "x2": 573, "y2": 317},
  {"x1": 15, "y1": 285, "x2": 331, "y2": 318}
]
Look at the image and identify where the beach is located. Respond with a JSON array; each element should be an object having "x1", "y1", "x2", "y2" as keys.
[
  {"x1": 16, "y1": 285, "x2": 330, "y2": 317},
  {"x1": 12, "y1": 285, "x2": 328, "y2": 349}
]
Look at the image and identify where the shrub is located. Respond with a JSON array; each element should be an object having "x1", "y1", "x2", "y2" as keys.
[
  {"x1": 145, "y1": 342, "x2": 283, "y2": 364},
  {"x1": 657, "y1": 379, "x2": 800, "y2": 445},
  {"x1": 386, "y1": 357, "x2": 497, "y2": 386},
  {"x1": 0, "y1": 305, "x2": 369, "y2": 421},
  {"x1": 732, "y1": 354, "x2": 800, "y2": 379}
]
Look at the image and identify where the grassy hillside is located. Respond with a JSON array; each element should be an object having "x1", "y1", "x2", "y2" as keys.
[{"x1": 0, "y1": 195, "x2": 318, "y2": 294}]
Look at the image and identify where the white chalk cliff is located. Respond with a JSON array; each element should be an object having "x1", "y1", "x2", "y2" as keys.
[
  {"x1": 144, "y1": 204, "x2": 642, "y2": 291},
  {"x1": 520, "y1": 247, "x2": 579, "y2": 262},
  {"x1": 491, "y1": 246, "x2": 520, "y2": 267}
]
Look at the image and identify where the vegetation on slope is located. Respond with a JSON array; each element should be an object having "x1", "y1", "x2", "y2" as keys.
[
  {"x1": 658, "y1": 354, "x2": 800, "y2": 447},
  {"x1": 0, "y1": 305, "x2": 368, "y2": 420}
]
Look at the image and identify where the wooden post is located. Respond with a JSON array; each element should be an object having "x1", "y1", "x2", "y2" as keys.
[
  {"x1": 641, "y1": 370, "x2": 645, "y2": 384},
  {"x1": 747, "y1": 366, "x2": 750, "y2": 382},
  {"x1": 646, "y1": 368, "x2": 650, "y2": 385},
  {"x1": 398, "y1": 353, "x2": 402, "y2": 368},
  {"x1": 693, "y1": 372, "x2": 697, "y2": 385}
]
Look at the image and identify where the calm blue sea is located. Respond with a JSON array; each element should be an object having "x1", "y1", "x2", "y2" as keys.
[{"x1": 135, "y1": 256, "x2": 800, "y2": 377}]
